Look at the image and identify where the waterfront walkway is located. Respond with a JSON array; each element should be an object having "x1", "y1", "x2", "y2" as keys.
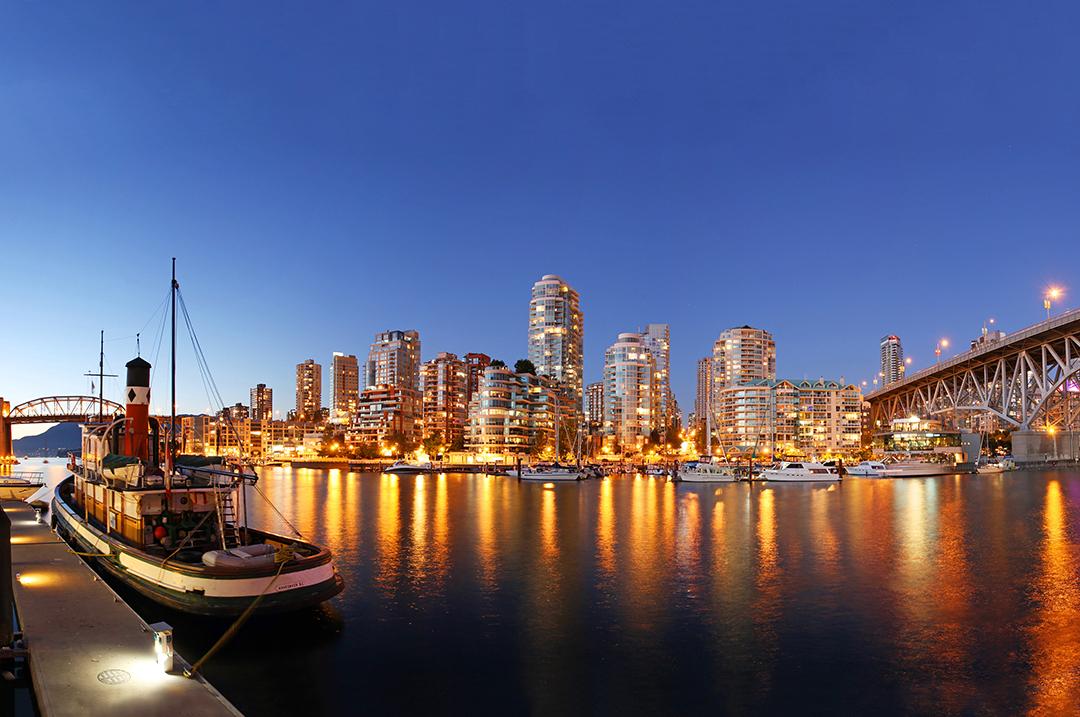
[{"x1": 5, "y1": 501, "x2": 241, "y2": 717}]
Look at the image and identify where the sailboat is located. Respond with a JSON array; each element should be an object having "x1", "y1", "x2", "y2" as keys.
[
  {"x1": 519, "y1": 390, "x2": 582, "y2": 481},
  {"x1": 677, "y1": 405, "x2": 737, "y2": 483},
  {"x1": 52, "y1": 260, "x2": 344, "y2": 616}
]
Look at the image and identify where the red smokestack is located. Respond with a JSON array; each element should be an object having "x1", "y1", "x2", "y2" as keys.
[{"x1": 124, "y1": 357, "x2": 151, "y2": 460}]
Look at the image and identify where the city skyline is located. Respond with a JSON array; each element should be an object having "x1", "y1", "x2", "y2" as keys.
[{"x1": 4, "y1": 2, "x2": 1080, "y2": 434}]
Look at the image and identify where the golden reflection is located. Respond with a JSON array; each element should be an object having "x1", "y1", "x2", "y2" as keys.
[
  {"x1": 410, "y1": 475, "x2": 429, "y2": 576},
  {"x1": 676, "y1": 492, "x2": 701, "y2": 593},
  {"x1": 810, "y1": 486, "x2": 839, "y2": 578},
  {"x1": 597, "y1": 476, "x2": 615, "y2": 580},
  {"x1": 476, "y1": 474, "x2": 497, "y2": 587},
  {"x1": 375, "y1": 473, "x2": 401, "y2": 594},
  {"x1": 432, "y1": 473, "x2": 449, "y2": 585},
  {"x1": 540, "y1": 484, "x2": 557, "y2": 560},
  {"x1": 757, "y1": 488, "x2": 776, "y2": 570},
  {"x1": 324, "y1": 468, "x2": 343, "y2": 553},
  {"x1": 1029, "y1": 480, "x2": 1080, "y2": 714}
]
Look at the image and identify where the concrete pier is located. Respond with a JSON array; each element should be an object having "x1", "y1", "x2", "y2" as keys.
[{"x1": 4, "y1": 501, "x2": 241, "y2": 717}]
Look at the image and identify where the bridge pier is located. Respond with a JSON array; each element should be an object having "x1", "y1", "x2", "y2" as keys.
[
  {"x1": 0, "y1": 398, "x2": 12, "y2": 465},
  {"x1": 1013, "y1": 429, "x2": 1080, "y2": 464}
]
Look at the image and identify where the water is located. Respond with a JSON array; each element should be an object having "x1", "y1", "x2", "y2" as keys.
[{"x1": 25, "y1": 462, "x2": 1080, "y2": 715}]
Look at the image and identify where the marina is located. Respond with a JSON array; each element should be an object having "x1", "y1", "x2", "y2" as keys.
[{"x1": 7, "y1": 460, "x2": 1077, "y2": 715}]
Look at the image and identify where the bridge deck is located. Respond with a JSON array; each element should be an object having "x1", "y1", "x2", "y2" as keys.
[{"x1": 5, "y1": 501, "x2": 241, "y2": 717}]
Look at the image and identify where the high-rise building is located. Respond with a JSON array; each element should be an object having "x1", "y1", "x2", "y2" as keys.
[
  {"x1": 586, "y1": 381, "x2": 604, "y2": 426},
  {"x1": 695, "y1": 357, "x2": 713, "y2": 428},
  {"x1": 464, "y1": 352, "x2": 492, "y2": 407},
  {"x1": 351, "y1": 386, "x2": 422, "y2": 449},
  {"x1": 528, "y1": 275, "x2": 584, "y2": 414},
  {"x1": 466, "y1": 365, "x2": 565, "y2": 457},
  {"x1": 366, "y1": 330, "x2": 421, "y2": 391},
  {"x1": 880, "y1": 335, "x2": 904, "y2": 386},
  {"x1": 295, "y1": 358, "x2": 322, "y2": 422},
  {"x1": 642, "y1": 323, "x2": 673, "y2": 429},
  {"x1": 250, "y1": 383, "x2": 273, "y2": 421},
  {"x1": 421, "y1": 352, "x2": 468, "y2": 449},
  {"x1": 331, "y1": 352, "x2": 360, "y2": 424},
  {"x1": 715, "y1": 378, "x2": 863, "y2": 459},
  {"x1": 712, "y1": 326, "x2": 776, "y2": 389},
  {"x1": 602, "y1": 332, "x2": 658, "y2": 454},
  {"x1": 220, "y1": 402, "x2": 249, "y2": 421}
]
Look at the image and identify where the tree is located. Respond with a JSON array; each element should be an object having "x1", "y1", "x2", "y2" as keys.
[
  {"x1": 422, "y1": 432, "x2": 444, "y2": 456},
  {"x1": 514, "y1": 359, "x2": 537, "y2": 375},
  {"x1": 385, "y1": 430, "x2": 418, "y2": 456},
  {"x1": 320, "y1": 428, "x2": 346, "y2": 456},
  {"x1": 490, "y1": 359, "x2": 507, "y2": 368},
  {"x1": 449, "y1": 434, "x2": 465, "y2": 452},
  {"x1": 647, "y1": 428, "x2": 662, "y2": 449}
]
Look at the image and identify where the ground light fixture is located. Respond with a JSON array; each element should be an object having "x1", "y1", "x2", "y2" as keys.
[{"x1": 150, "y1": 622, "x2": 174, "y2": 673}]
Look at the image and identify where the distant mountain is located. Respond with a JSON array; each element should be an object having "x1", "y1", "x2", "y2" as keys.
[{"x1": 13, "y1": 423, "x2": 81, "y2": 457}]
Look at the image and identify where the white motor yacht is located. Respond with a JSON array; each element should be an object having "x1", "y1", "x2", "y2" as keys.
[
  {"x1": 880, "y1": 460, "x2": 958, "y2": 477},
  {"x1": 846, "y1": 461, "x2": 887, "y2": 477},
  {"x1": 677, "y1": 460, "x2": 738, "y2": 483},
  {"x1": 384, "y1": 460, "x2": 432, "y2": 474},
  {"x1": 760, "y1": 462, "x2": 841, "y2": 482}
]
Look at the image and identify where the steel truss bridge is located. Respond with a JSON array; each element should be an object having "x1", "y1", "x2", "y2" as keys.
[
  {"x1": 866, "y1": 308, "x2": 1080, "y2": 432},
  {"x1": 1, "y1": 395, "x2": 124, "y2": 460}
]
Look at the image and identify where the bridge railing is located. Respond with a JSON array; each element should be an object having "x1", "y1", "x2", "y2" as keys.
[{"x1": 867, "y1": 306, "x2": 1080, "y2": 399}]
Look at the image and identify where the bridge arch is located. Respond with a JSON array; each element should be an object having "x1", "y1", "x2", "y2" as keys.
[{"x1": 1, "y1": 395, "x2": 124, "y2": 461}]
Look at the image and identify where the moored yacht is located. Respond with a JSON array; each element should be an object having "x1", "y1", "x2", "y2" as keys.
[
  {"x1": 518, "y1": 463, "x2": 583, "y2": 481},
  {"x1": 677, "y1": 460, "x2": 738, "y2": 483},
  {"x1": 384, "y1": 460, "x2": 432, "y2": 474},
  {"x1": 846, "y1": 460, "x2": 887, "y2": 477},
  {"x1": 760, "y1": 461, "x2": 841, "y2": 482}
]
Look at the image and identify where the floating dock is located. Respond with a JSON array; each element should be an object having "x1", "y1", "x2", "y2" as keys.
[{"x1": 4, "y1": 500, "x2": 241, "y2": 717}]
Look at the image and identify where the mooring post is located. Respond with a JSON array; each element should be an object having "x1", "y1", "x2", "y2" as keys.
[{"x1": 0, "y1": 506, "x2": 12, "y2": 646}]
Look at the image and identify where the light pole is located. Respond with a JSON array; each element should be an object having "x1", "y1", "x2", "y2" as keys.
[
  {"x1": 935, "y1": 338, "x2": 949, "y2": 364},
  {"x1": 1045, "y1": 287, "x2": 1062, "y2": 321}
]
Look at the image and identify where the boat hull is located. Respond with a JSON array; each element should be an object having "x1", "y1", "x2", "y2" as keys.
[
  {"x1": 519, "y1": 472, "x2": 582, "y2": 481},
  {"x1": 52, "y1": 479, "x2": 343, "y2": 616},
  {"x1": 677, "y1": 471, "x2": 737, "y2": 483},
  {"x1": 760, "y1": 473, "x2": 841, "y2": 483}
]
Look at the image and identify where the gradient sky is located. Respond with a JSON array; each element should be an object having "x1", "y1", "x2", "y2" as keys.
[{"x1": 3, "y1": 2, "x2": 1079, "y2": 436}]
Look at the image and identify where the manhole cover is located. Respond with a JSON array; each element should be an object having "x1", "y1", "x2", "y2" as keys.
[{"x1": 97, "y1": 669, "x2": 131, "y2": 685}]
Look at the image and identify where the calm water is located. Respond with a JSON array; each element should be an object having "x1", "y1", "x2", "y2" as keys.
[{"x1": 28, "y1": 462, "x2": 1080, "y2": 715}]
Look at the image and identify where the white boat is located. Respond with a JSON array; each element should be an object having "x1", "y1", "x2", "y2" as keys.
[
  {"x1": 518, "y1": 464, "x2": 582, "y2": 481},
  {"x1": 677, "y1": 461, "x2": 738, "y2": 483},
  {"x1": 880, "y1": 460, "x2": 957, "y2": 477},
  {"x1": 644, "y1": 465, "x2": 669, "y2": 477},
  {"x1": 846, "y1": 460, "x2": 887, "y2": 477},
  {"x1": 760, "y1": 461, "x2": 841, "y2": 482},
  {"x1": 383, "y1": 460, "x2": 432, "y2": 474}
]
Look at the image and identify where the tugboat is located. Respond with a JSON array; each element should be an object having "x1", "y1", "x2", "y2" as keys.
[{"x1": 52, "y1": 261, "x2": 343, "y2": 616}]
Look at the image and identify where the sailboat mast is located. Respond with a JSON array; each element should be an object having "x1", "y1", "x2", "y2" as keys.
[
  {"x1": 98, "y1": 330, "x2": 105, "y2": 421},
  {"x1": 169, "y1": 257, "x2": 178, "y2": 477}
]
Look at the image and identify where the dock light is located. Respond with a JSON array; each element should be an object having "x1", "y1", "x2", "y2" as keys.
[{"x1": 150, "y1": 622, "x2": 174, "y2": 673}]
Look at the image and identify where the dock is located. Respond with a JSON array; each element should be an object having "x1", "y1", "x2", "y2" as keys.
[{"x1": 4, "y1": 501, "x2": 241, "y2": 717}]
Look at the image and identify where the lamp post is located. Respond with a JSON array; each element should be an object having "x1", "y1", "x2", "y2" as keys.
[
  {"x1": 1045, "y1": 287, "x2": 1062, "y2": 321},
  {"x1": 935, "y1": 338, "x2": 949, "y2": 364}
]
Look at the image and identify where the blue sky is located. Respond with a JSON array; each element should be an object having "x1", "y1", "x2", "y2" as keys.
[{"x1": 3, "y1": 1, "x2": 1079, "y2": 434}]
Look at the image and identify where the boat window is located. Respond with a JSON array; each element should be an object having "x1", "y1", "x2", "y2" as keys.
[
  {"x1": 788, "y1": 463, "x2": 802, "y2": 469},
  {"x1": 810, "y1": 468, "x2": 829, "y2": 474}
]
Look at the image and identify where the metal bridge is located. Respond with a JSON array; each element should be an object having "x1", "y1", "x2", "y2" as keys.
[
  {"x1": 865, "y1": 308, "x2": 1080, "y2": 433},
  {"x1": 0, "y1": 395, "x2": 124, "y2": 461}
]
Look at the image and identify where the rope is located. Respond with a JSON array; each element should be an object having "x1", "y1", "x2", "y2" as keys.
[
  {"x1": 183, "y1": 545, "x2": 294, "y2": 678},
  {"x1": 252, "y1": 482, "x2": 305, "y2": 539}
]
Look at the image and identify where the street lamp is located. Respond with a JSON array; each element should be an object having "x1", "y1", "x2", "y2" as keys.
[
  {"x1": 1045, "y1": 287, "x2": 1063, "y2": 320},
  {"x1": 935, "y1": 338, "x2": 949, "y2": 363}
]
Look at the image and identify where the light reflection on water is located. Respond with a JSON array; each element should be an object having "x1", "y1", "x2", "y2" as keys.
[{"x1": 21, "y1": 459, "x2": 1080, "y2": 716}]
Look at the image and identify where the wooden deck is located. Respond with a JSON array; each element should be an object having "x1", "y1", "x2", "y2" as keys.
[{"x1": 4, "y1": 500, "x2": 241, "y2": 717}]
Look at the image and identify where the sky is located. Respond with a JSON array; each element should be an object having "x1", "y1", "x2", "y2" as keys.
[{"x1": 3, "y1": 1, "x2": 1080, "y2": 437}]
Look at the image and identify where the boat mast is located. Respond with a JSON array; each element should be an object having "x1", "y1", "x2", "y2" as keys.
[
  {"x1": 169, "y1": 257, "x2": 178, "y2": 482},
  {"x1": 98, "y1": 330, "x2": 105, "y2": 421}
]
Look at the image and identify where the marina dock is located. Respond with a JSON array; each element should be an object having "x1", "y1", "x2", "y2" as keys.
[{"x1": 4, "y1": 500, "x2": 241, "y2": 717}]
